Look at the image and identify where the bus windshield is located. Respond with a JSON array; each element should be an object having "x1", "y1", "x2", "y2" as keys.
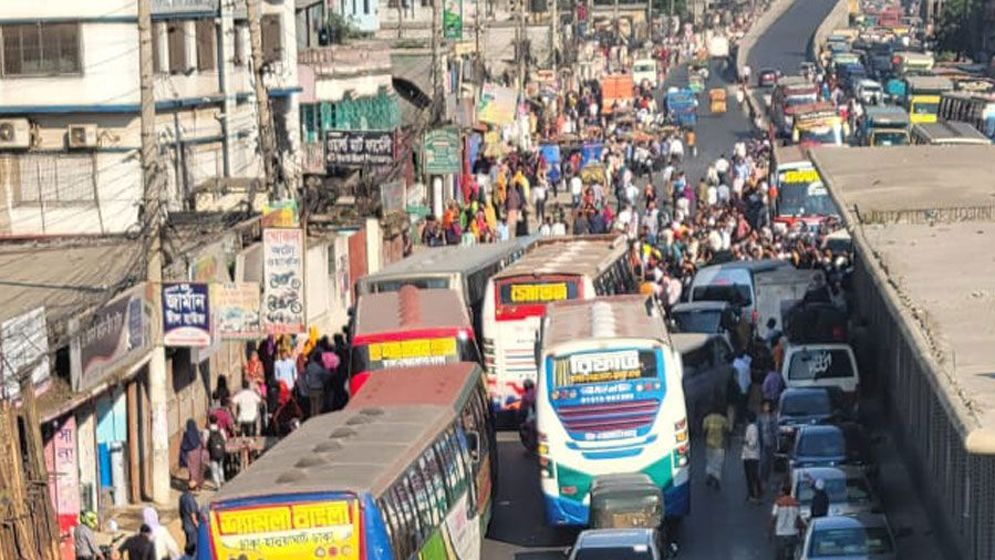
[
  {"x1": 798, "y1": 126, "x2": 842, "y2": 146},
  {"x1": 912, "y1": 101, "x2": 939, "y2": 115},
  {"x1": 351, "y1": 334, "x2": 479, "y2": 374},
  {"x1": 367, "y1": 277, "x2": 451, "y2": 292},
  {"x1": 871, "y1": 130, "x2": 909, "y2": 146},
  {"x1": 778, "y1": 184, "x2": 839, "y2": 217}
]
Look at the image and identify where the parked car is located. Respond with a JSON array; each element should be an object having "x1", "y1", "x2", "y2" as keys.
[
  {"x1": 791, "y1": 466, "x2": 881, "y2": 521},
  {"x1": 672, "y1": 332, "x2": 735, "y2": 430},
  {"x1": 568, "y1": 528, "x2": 662, "y2": 560},
  {"x1": 790, "y1": 422, "x2": 874, "y2": 476},
  {"x1": 777, "y1": 387, "x2": 837, "y2": 456},
  {"x1": 797, "y1": 514, "x2": 897, "y2": 559},
  {"x1": 782, "y1": 343, "x2": 860, "y2": 411},
  {"x1": 669, "y1": 300, "x2": 740, "y2": 342}
]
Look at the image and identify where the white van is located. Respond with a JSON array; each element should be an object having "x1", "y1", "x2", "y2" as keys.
[
  {"x1": 689, "y1": 260, "x2": 792, "y2": 325},
  {"x1": 633, "y1": 58, "x2": 659, "y2": 89},
  {"x1": 782, "y1": 343, "x2": 860, "y2": 407}
]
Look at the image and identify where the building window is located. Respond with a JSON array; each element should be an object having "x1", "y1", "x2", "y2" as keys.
[
  {"x1": 1, "y1": 22, "x2": 82, "y2": 77},
  {"x1": 388, "y1": 0, "x2": 399, "y2": 7},
  {"x1": 233, "y1": 23, "x2": 247, "y2": 66},
  {"x1": 166, "y1": 21, "x2": 187, "y2": 74},
  {"x1": 261, "y1": 14, "x2": 283, "y2": 64},
  {"x1": 364, "y1": 0, "x2": 371, "y2": 14},
  {"x1": 10, "y1": 154, "x2": 96, "y2": 206},
  {"x1": 195, "y1": 19, "x2": 217, "y2": 71}
]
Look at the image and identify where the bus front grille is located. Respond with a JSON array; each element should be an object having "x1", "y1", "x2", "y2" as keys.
[{"x1": 556, "y1": 399, "x2": 659, "y2": 434}]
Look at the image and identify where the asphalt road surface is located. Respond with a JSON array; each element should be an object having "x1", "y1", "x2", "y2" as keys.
[{"x1": 481, "y1": 1, "x2": 944, "y2": 558}]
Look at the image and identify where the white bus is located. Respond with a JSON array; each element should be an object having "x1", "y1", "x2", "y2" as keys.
[
  {"x1": 482, "y1": 235, "x2": 635, "y2": 421},
  {"x1": 355, "y1": 238, "x2": 535, "y2": 335},
  {"x1": 536, "y1": 294, "x2": 690, "y2": 526}
]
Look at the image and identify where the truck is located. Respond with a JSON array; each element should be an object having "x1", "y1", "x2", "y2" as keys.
[
  {"x1": 770, "y1": 144, "x2": 839, "y2": 229},
  {"x1": 600, "y1": 74, "x2": 635, "y2": 114},
  {"x1": 770, "y1": 76, "x2": 820, "y2": 138},
  {"x1": 754, "y1": 267, "x2": 830, "y2": 335},
  {"x1": 859, "y1": 105, "x2": 910, "y2": 146},
  {"x1": 666, "y1": 88, "x2": 698, "y2": 127},
  {"x1": 791, "y1": 102, "x2": 846, "y2": 147},
  {"x1": 904, "y1": 75, "x2": 953, "y2": 124}
]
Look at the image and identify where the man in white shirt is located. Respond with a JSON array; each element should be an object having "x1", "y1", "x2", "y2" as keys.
[
  {"x1": 771, "y1": 484, "x2": 803, "y2": 558},
  {"x1": 231, "y1": 379, "x2": 262, "y2": 436},
  {"x1": 669, "y1": 136, "x2": 684, "y2": 162},
  {"x1": 570, "y1": 175, "x2": 583, "y2": 207}
]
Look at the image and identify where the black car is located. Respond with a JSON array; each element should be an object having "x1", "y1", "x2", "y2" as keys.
[
  {"x1": 791, "y1": 422, "x2": 876, "y2": 478},
  {"x1": 758, "y1": 68, "x2": 779, "y2": 88},
  {"x1": 776, "y1": 387, "x2": 836, "y2": 455}
]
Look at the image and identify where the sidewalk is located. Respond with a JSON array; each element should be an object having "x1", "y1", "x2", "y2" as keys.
[{"x1": 94, "y1": 479, "x2": 218, "y2": 552}]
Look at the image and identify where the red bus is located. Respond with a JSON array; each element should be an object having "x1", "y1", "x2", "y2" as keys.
[{"x1": 349, "y1": 285, "x2": 480, "y2": 394}]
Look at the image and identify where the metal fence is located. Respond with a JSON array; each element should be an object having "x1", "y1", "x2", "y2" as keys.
[{"x1": 851, "y1": 251, "x2": 995, "y2": 559}]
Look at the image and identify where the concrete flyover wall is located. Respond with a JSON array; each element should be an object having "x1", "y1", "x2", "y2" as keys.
[
  {"x1": 735, "y1": 0, "x2": 796, "y2": 73},
  {"x1": 809, "y1": 0, "x2": 849, "y2": 63}
]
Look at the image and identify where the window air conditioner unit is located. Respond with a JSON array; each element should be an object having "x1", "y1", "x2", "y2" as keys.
[
  {"x1": 68, "y1": 124, "x2": 99, "y2": 149},
  {"x1": 0, "y1": 119, "x2": 31, "y2": 150}
]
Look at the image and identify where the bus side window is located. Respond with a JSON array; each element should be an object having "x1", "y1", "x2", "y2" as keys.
[
  {"x1": 419, "y1": 450, "x2": 450, "y2": 521},
  {"x1": 442, "y1": 428, "x2": 471, "y2": 501},
  {"x1": 406, "y1": 470, "x2": 434, "y2": 541},
  {"x1": 433, "y1": 437, "x2": 460, "y2": 505},
  {"x1": 377, "y1": 494, "x2": 403, "y2": 559},
  {"x1": 390, "y1": 482, "x2": 418, "y2": 557}
]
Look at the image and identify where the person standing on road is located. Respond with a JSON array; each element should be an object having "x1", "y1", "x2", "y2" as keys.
[
  {"x1": 771, "y1": 483, "x2": 803, "y2": 560},
  {"x1": 232, "y1": 379, "x2": 262, "y2": 436},
  {"x1": 810, "y1": 478, "x2": 830, "y2": 519},
  {"x1": 758, "y1": 399, "x2": 778, "y2": 490},
  {"x1": 762, "y1": 366, "x2": 786, "y2": 406},
  {"x1": 179, "y1": 483, "x2": 200, "y2": 552},
  {"x1": 742, "y1": 412, "x2": 762, "y2": 503},
  {"x1": 702, "y1": 405, "x2": 730, "y2": 490}
]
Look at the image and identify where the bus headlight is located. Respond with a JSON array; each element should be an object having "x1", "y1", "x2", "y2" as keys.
[{"x1": 676, "y1": 431, "x2": 688, "y2": 443}]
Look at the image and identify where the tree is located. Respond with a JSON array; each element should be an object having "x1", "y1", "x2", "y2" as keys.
[{"x1": 934, "y1": 0, "x2": 982, "y2": 58}]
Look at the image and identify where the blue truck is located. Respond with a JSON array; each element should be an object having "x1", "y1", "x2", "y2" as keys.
[{"x1": 666, "y1": 88, "x2": 699, "y2": 127}]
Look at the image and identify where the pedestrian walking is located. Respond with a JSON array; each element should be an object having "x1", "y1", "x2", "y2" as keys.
[
  {"x1": 206, "y1": 415, "x2": 227, "y2": 490},
  {"x1": 758, "y1": 399, "x2": 778, "y2": 488},
  {"x1": 702, "y1": 405, "x2": 730, "y2": 489},
  {"x1": 179, "y1": 419, "x2": 207, "y2": 490},
  {"x1": 231, "y1": 378, "x2": 262, "y2": 436},
  {"x1": 143, "y1": 507, "x2": 181, "y2": 560},
  {"x1": 771, "y1": 482, "x2": 804, "y2": 560},
  {"x1": 762, "y1": 367, "x2": 786, "y2": 406},
  {"x1": 179, "y1": 482, "x2": 200, "y2": 551},
  {"x1": 117, "y1": 524, "x2": 155, "y2": 560},
  {"x1": 742, "y1": 412, "x2": 762, "y2": 503}
]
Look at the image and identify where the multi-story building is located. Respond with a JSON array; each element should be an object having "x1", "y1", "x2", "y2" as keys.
[{"x1": 0, "y1": 0, "x2": 301, "y2": 236}]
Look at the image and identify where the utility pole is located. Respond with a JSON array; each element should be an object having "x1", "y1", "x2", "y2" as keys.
[
  {"x1": 517, "y1": 0, "x2": 527, "y2": 96},
  {"x1": 247, "y1": 0, "x2": 281, "y2": 200},
  {"x1": 431, "y1": 0, "x2": 444, "y2": 122},
  {"x1": 475, "y1": 0, "x2": 482, "y2": 74},
  {"x1": 137, "y1": 0, "x2": 170, "y2": 506},
  {"x1": 550, "y1": 0, "x2": 559, "y2": 67}
]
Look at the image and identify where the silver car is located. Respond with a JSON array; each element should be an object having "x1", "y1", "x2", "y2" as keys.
[
  {"x1": 797, "y1": 514, "x2": 897, "y2": 559},
  {"x1": 568, "y1": 528, "x2": 661, "y2": 560},
  {"x1": 791, "y1": 466, "x2": 881, "y2": 521}
]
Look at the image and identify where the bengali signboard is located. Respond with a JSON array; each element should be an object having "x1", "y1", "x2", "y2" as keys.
[
  {"x1": 325, "y1": 130, "x2": 395, "y2": 168},
  {"x1": 262, "y1": 229, "x2": 306, "y2": 334},
  {"x1": 162, "y1": 283, "x2": 212, "y2": 347},
  {"x1": 70, "y1": 285, "x2": 151, "y2": 392},
  {"x1": 423, "y1": 128, "x2": 462, "y2": 175},
  {"x1": 0, "y1": 307, "x2": 50, "y2": 400},
  {"x1": 261, "y1": 199, "x2": 300, "y2": 228},
  {"x1": 212, "y1": 283, "x2": 262, "y2": 340},
  {"x1": 477, "y1": 83, "x2": 517, "y2": 126}
]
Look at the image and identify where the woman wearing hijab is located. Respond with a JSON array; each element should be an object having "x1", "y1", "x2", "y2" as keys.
[
  {"x1": 179, "y1": 419, "x2": 206, "y2": 489},
  {"x1": 143, "y1": 507, "x2": 181, "y2": 560}
]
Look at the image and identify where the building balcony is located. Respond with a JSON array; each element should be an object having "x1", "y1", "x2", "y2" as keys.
[{"x1": 298, "y1": 42, "x2": 393, "y2": 78}]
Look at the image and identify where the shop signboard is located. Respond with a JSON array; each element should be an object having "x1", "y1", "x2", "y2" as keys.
[
  {"x1": 212, "y1": 283, "x2": 263, "y2": 339},
  {"x1": 0, "y1": 306, "x2": 50, "y2": 400},
  {"x1": 162, "y1": 283, "x2": 212, "y2": 347},
  {"x1": 443, "y1": 0, "x2": 463, "y2": 40},
  {"x1": 325, "y1": 130, "x2": 395, "y2": 168},
  {"x1": 262, "y1": 229, "x2": 306, "y2": 334},
  {"x1": 423, "y1": 128, "x2": 462, "y2": 175},
  {"x1": 477, "y1": 83, "x2": 517, "y2": 126},
  {"x1": 261, "y1": 199, "x2": 300, "y2": 228},
  {"x1": 70, "y1": 284, "x2": 151, "y2": 392}
]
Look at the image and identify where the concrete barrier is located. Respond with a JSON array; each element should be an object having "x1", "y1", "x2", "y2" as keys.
[{"x1": 735, "y1": 0, "x2": 797, "y2": 74}]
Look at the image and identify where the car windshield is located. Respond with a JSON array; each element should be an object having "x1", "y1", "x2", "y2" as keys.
[
  {"x1": 796, "y1": 429, "x2": 845, "y2": 458},
  {"x1": 575, "y1": 547, "x2": 656, "y2": 560},
  {"x1": 787, "y1": 349, "x2": 855, "y2": 381},
  {"x1": 808, "y1": 527, "x2": 895, "y2": 557},
  {"x1": 781, "y1": 392, "x2": 832, "y2": 417},
  {"x1": 797, "y1": 476, "x2": 872, "y2": 504},
  {"x1": 692, "y1": 284, "x2": 752, "y2": 307},
  {"x1": 673, "y1": 309, "x2": 723, "y2": 333},
  {"x1": 872, "y1": 131, "x2": 909, "y2": 146}
]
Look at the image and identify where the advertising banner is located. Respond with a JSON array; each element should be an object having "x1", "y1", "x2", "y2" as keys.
[
  {"x1": 325, "y1": 130, "x2": 395, "y2": 167},
  {"x1": 477, "y1": 83, "x2": 518, "y2": 126},
  {"x1": 162, "y1": 283, "x2": 212, "y2": 347},
  {"x1": 70, "y1": 284, "x2": 151, "y2": 392},
  {"x1": 212, "y1": 283, "x2": 262, "y2": 339},
  {"x1": 262, "y1": 229, "x2": 306, "y2": 334},
  {"x1": 0, "y1": 306, "x2": 50, "y2": 400},
  {"x1": 261, "y1": 199, "x2": 300, "y2": 229},
  {"x1": 423, "y1": 128, "x2": 462, "y2": 174},
  {"x1": 443, "y1": 0, "x2": 463, "y2": 39}
]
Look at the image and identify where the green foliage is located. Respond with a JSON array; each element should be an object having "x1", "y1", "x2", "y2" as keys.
[
  {"x1": 326, "y1": 12, "x2": 364, "y2": 44},
  {"x1": 933, "y1": 0, "x2": 981, "y2": 57}
]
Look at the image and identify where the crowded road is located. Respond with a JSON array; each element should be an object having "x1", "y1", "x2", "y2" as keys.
[{"x1": 481, "y1": 1, "x2": 941, "y2": 557}]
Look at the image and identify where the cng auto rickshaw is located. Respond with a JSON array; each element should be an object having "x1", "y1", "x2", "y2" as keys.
[
  {"x1": 709, "y1": 88, "x2": 727, "y2": 113},
  {"x1": 589, "y1": 473, "x2": 677, "y2": 556}
]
